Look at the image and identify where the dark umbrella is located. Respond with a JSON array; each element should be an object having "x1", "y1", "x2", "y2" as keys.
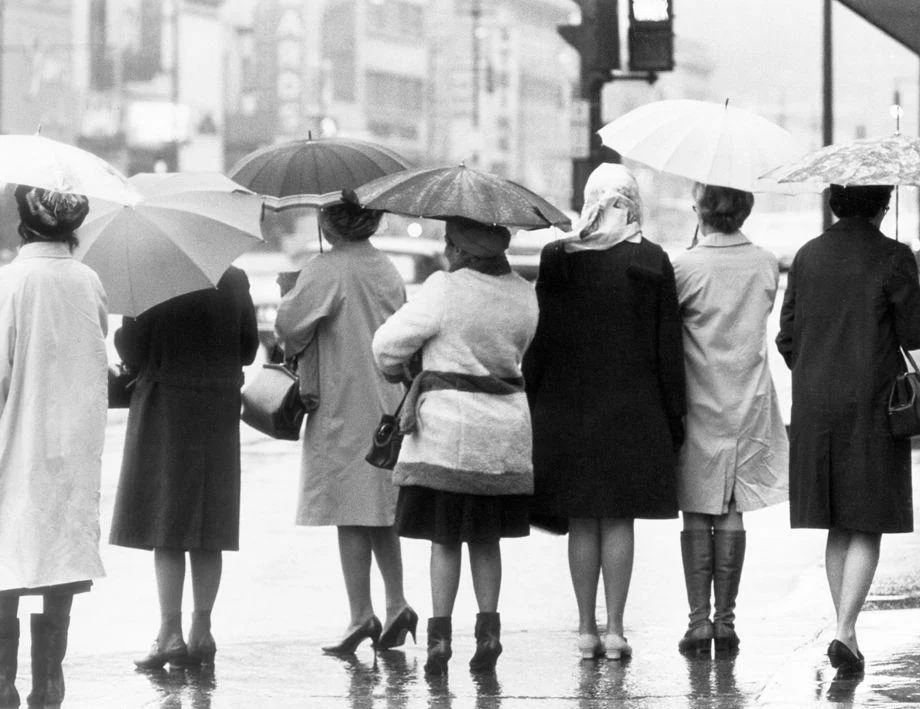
[
  {"x1": 228, "y1": 135, "x2": 413, "y2": 210},
  {"x1": 346, "y1": 164, "x2": 571, "y2": 230}
]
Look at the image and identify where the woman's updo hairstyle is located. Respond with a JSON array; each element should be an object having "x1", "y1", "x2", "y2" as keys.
[{"x1": 692, "y1": 182, "x2": 754, "y2": 234}]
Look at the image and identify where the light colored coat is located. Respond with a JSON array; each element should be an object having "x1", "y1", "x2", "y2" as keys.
[
  {"x1": 0, "y1": 242, "x2": 107, "y2": 590},
  {"x1": 275, "y1": 239, "x2": 405, "y2": 526},
  {"x1": 373, "y1": 269, "x2": 538, "y2": 496},
  {"x1": 672, "y1": 232, "x2": 788, "y2": 514}
]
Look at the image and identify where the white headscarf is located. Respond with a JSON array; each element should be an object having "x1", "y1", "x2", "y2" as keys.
[{"x1": 563, "y1": 163, "x2": 643, "y2": 253}]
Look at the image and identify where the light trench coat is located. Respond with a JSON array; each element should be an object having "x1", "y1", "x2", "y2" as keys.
[
  {"x1": 671, "y1": 232, "x2": 788, "y2": 515},
  {"x1": 275, "y1": 239, "x2": 405, "y2": 526},
  {"x1": 0, "y1": 242, "x2": 108, "y2": 590}
]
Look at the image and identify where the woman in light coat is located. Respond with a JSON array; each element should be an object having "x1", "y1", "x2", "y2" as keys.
[
  {"x1": 0, "y1": 185, "x2": 107, "y2": 706},
  {"x1": 671, "y1": 183, "x2": 788, "y2": 657},
  {"x1": 373, "y1": 217, "x2": 537, "y2": 675},
  {"x1": 275, "y1": 202, "x2": 416, "y2": 656}
]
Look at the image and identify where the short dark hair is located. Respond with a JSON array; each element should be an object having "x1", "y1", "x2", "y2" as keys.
[
  {"x1": 320, "y1": 201, "x2": 383, "y2": 241},
  {"x1": 692, "y1": 183, "x2": 754, "y2": 233},
  {"x1": 828, "y1": 184, "x2": 892, "y2": 219}
]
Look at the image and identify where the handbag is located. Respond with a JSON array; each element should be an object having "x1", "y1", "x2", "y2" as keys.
[
  {"x1": 241, "y1": 362, "x2": 307, "y2": 441},
  {"x1": 888, "y1": 348, "x2": 920, "y2": 439},
  {"x1": 365, "y1": 387, "x2": 410, "y2": 470},
  {"x1": 107, "y1": 363, "x2": 137, "y2": 409}
]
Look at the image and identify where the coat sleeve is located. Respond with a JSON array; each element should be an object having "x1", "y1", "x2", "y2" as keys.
[
  {"x1": 114, "y1": 315, "x2": 150, "y2": 370},
  {"x1": 274, "y1": 258, "x2": 341, "y2": 359},
  {"x1": 886, "y1": 245, "x2": 920, "y2": 351},
  {"x1": 776, "y1": 256, "x2": 798, "y2": 369},
  {"x1": 522, "y1": 244, "x2": 556, "y2": 405},
  {"x1": 372, "y1": 271, "x2": 446, "y2": 378},
  {"x1": 235, "y1": 269, "x2": 259, "y2": 366},
  {"x1": 656, "y1": 253, "x2": 687, "y2": 449}
]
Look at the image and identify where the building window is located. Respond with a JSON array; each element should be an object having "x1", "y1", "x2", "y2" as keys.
[{"x1": 366, "y1": 1, "x2": 424, "y2": 41}]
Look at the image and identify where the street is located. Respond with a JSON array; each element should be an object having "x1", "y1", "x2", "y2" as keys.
[{"x1": 37, "y1": 286, "x2": 920, "y2": 707}]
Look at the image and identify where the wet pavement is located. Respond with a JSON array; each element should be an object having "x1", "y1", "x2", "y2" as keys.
[{"x1": 6, "y1": 404, "x2": 909, "y2": 707}]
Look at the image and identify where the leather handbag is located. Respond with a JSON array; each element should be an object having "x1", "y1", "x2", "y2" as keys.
[
  {"x1": 241, "y1": 362, "x2": 307, "y2": 441},
  {"x1": 108, "y1": 363, "x2": 137, "y2": 409},
  {"x1": 888, "y1": 348, "x2": 920, "y2": 439},
  {"x1": 365, "y1": 387, "x2": 410, "y2": 470}
]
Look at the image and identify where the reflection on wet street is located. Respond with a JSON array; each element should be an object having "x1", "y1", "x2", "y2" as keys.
[{"x1": 139, "y1": 665, "x2": 216, "y2": 709}]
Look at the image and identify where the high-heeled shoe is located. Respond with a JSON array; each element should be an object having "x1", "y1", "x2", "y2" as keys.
[
  {"x1": 321, "y1": 616, "x2": 382, "y2": 656},
  {"x1": 577, "y1": 633, "x2": 605, "y2": 660},
  {"x1": 134, "y1": 636, "x2": 190, "y2": 670},
  {"x1": 377, "y1": 607, "x2": 418, "y2": 650},
  {"x1": 604, "y1": 633, "x2": 633, "y2": 661},
  {"x1": 187, "y1": 610, "x2": 217, "y2": 665},
  {"x1": 827, "y1": 639, "x2": 864, "y2": 675}
]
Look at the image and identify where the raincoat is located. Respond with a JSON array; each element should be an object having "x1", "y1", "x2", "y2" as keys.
[
  {"x1": 0, "y1": 242, "x2": 107, "y2": 590},
  {"x1": 672, "y1": 232, "x2": 788, "y2": 515},
  {"x1": 275, "y1": 239, "x2": 405, "y2": 526}
]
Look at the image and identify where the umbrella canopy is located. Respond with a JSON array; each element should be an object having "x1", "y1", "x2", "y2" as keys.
[
  {"x1": 75, "y1": 172, "x2": 264, "y2": 317},
  {"x1": 348, "y1": 164, "x2": 571, "y2": 230},
  {"x1": 0, "y1": 134, "x2": 138, "y2": 204},
  {"x1": 227, "y1": 136, "x2": 412, "y2": 209},
  {"x1": 761, "y1": 133, "x2": 920, "y2": 187},
  {"x1": 598, "y1": 99, "x2": 796, "y2": 192}
]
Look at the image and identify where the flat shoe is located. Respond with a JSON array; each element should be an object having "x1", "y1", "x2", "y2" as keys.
[{"x1": 604, "y1": 634, "x2": 632, "y2": 661}]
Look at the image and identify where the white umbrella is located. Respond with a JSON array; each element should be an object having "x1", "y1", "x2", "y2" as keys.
[
  {"x1": 0, "y1": 134, "x2": 138, "y2": 204},
  {"x1": 598, "y1": 99, "x2": 797, "y2": 192},
  {"x1": 75, "y1": 172, "x2": 264, "y2": 316}
]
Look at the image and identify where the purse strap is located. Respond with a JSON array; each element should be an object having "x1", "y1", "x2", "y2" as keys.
[
  {"x1": 392, "y1": 384, "x2": 410, "y2": 418},
  {"x1": 902, "y1": 348, "x2": 920, "y2": 374}
]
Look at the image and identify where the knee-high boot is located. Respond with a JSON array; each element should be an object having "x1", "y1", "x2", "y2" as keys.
[
  {"x1": 678, "y1": 530, "x2": 714, "y2": 656},
  {"x1": 0, "y1": 618, "x2": 18, "y2": 707},
  {"x1": 713, "y1": 530, "x2": 746, "y2": 654},
  {"x1": 469, "y1": 612, "x2": 502, "y2": 672},
  {"x1": 424, "y1": 617, "x2": 452, "y2": 676},
  {"x1": 26, "y1": 613, "x2": 69, "y2": 707}
]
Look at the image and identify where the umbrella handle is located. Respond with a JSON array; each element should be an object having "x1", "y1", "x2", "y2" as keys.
[{"x1": 316, "y1": 211, "x2": 324, "y2": 254}]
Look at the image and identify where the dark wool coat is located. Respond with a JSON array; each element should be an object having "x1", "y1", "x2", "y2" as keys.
[
  {"x1": 109, "y1": 266, "x2": 259, "y2": 551},
  {"x1": 524, "y1": 239, "x2": 686, "y2": 520},
  {"x1": 776, "y1": 218, "x2": 920, "y2": 533}
]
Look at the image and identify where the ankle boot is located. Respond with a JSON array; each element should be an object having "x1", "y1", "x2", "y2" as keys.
[
  {"x1": 678, "y1": 530, "x2": 714, "y2": 656},
  {"x1": 424, "y1": 617, "x2": 452, "y2": 676},
  {"x1": 469, "y1": 612, "x2": 502, "y2": 672},
  {"x1": 27, "y1": 613, "x2": 69, "y2": 707},
  {"x1": 713, "y1": 530, "x2": 745, "y2": 654},
  {"x1": 0, "y1": 618, "x2": 18, "y2": 707}
]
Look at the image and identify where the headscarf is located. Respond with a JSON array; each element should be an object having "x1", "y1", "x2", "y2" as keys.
[
  {"x1": 320, "y1": 201, "x2": 382, "y2": 242},
  {"x1": 563, "y1": 163, "x2": 643, "y2": 253},
  {"x1": 14, "y1": 184, "x2": 89, "y2": 242}
]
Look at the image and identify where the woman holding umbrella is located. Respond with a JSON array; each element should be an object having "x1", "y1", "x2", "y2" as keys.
[
  {"x1": 372, "y1": 217, "x2": 538, "y2": 675},
  {"x1": 524, "y1": 163, "x2": 685, "y2": 660},
  {"x1": 0, "y1": 185, "x2": 106, "y2": 706},
  {"x1": 777, "y1": 184, "x2": 920, "y2": 676},
  {"x1": 671, "y1": 183, "x2": 788, "y2": 657},
  {"x1": 275, "y1": 201, "x2": 416, "y2": 657}
]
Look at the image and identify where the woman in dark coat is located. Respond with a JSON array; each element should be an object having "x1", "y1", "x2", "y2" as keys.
[
  {"x1": 110, "y1": 266, "x2": 259, "y2": 669},
  {"x1": 524, "y1": 164, "x2": 685, "y2": 660},
  {"x1": 776, "y1": 184, "x2": 920, "y2": 676}
]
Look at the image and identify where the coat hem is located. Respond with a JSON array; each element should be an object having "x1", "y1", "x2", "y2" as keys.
[{"x1": 394, "y1": 462, "x2": 533, "y2": 495}]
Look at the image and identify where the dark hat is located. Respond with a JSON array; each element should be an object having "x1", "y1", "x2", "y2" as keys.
[
  {"x1": 15, "y1": 184, "x2": 90, "y2": 238},
  {"x1": 445, "y1": 218, "x2": 510, "y2": 257}
]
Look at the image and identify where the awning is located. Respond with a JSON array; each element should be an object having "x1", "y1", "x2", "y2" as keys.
[{"x1": 836, "y1": 0, "x2": 920, "y2": 55}]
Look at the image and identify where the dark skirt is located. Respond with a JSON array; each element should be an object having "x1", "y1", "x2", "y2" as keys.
[
  {"x1": 0, "y1": 581, "x2": 92, "y2": 598},
  {"x1": 395, "y1": 485, "x2": 530, "y2": 544},
  {"x1": 109, "y1": 378, "x2": 242, "y2": 552}
]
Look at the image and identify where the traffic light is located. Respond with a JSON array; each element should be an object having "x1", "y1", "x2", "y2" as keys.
[
  {"x1": 628, "y1": 0, "x2": 674, "y2": 72},
  {"x1": 558, "y1": 0, "x2": 620, "y2": 99}
]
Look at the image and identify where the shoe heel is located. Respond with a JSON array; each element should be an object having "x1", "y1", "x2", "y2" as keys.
[{"x1": 679, "y1": 636, "x2": 712, "y2": 657}]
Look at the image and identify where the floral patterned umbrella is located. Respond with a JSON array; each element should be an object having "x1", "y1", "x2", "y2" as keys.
[{"x1": 762, "y1": 133, "x2": 920, "y2": 187}]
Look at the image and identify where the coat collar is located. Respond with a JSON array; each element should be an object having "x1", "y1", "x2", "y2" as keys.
[
  {"x1": 696, "y1": 231, "x2": 750, "y2": 248},
  {"x1": 16, "y1": 242, "x2": 73, "y2": 260},
  {"x1": 826, "y1": 216, "x2": 884, "y2": 237}
]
